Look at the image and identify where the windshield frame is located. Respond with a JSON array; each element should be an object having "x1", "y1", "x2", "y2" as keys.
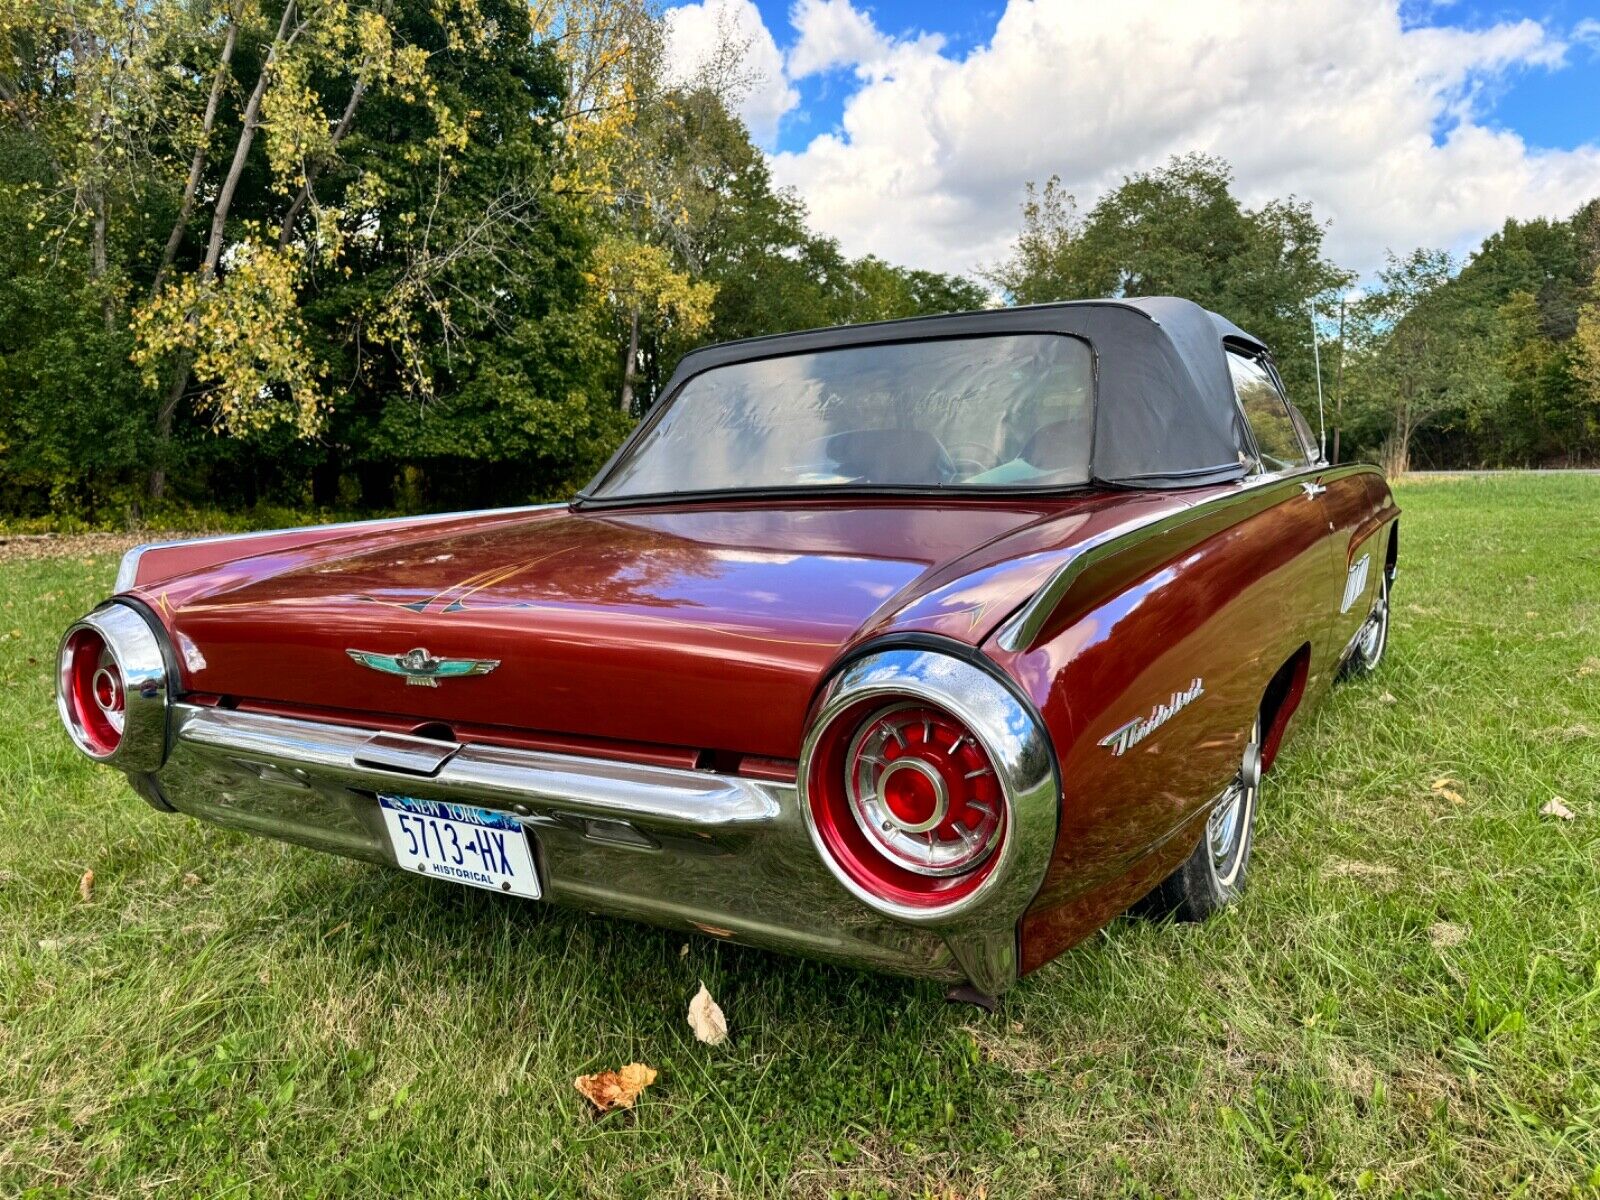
[{"x1": 574, "y1": 330, "x2": 1102, "y2": 509}]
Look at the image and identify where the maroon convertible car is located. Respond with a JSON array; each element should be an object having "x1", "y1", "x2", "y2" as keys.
[{"x1": 58, "y1": 298, "x2": 1398, "y2": 1001}]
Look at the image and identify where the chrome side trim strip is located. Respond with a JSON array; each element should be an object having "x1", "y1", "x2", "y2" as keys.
[
  {"x1": 996, "y1": 464, "x2": 1382, "y2": 652},
  {"x1": 114, "y1": 502, "x2": 568, "y2": 593},
  {"x1": 173, "y1": 705, "x2": 784, "y2": 831}
]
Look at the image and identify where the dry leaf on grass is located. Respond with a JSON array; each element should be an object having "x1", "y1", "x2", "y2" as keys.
[
  {"x1": 182, "y1": 872, "x2": 201, "y2": 888},
  {"x1": 688, "y1": 982, "x2": 728, "y2": 1046},
  {"x1": 78, "y1": 870, "x2": 94, "y2": 903},
  {"x1": 1429, "y1": 921, "x2": 1468, "y2": 949},
  {"x1": 1380, "y1": 691, "x2": 1398, "y2": 705},
  {"x1": 1540, "y1": 797, "x2": 1576, "y2": 821},
  {"x1": 1429, "y1": 777, "x2": 1466, "y2": 806},
  {"x1": 574, "y1": 1063, "x2": 657, "y2": 1113}
]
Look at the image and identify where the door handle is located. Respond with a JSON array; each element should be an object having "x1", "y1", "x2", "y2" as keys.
[{"x1": 1301, "y1": 482, "x2": 1327, "y2": 499}]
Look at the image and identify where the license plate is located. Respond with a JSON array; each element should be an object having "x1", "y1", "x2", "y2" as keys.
[{"x1": 378, "y1": 795, "x2": 540, "y2": 899}]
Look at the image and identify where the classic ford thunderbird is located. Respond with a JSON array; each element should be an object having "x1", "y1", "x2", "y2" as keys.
[{"x1": 58, "y1": 298, "x2": 1397, "y2": 1001}]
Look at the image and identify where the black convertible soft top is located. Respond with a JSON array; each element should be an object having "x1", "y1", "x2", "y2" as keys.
[{"x1": 590, "y1": 296, "x2": 1272, "y2": 495}]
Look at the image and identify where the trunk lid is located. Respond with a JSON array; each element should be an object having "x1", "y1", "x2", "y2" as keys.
[{"x1": 145, "y1": 496, "x2": 1171, "y2": 757}]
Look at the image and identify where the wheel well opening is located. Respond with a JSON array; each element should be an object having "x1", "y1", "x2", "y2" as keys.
[
  {"x1": 1259, "y1": 645, "x2": 1310, "y2": 773},
  {"x1": 1384, "y1": 522, "x2": 1399, "y2": 583}
]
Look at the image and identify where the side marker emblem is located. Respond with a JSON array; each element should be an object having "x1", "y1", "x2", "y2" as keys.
[
  {"x1": 1099, "y1": 678, "x2": 1205, "y2": 756},
  {"x1": 1341, "y1": 554, "x2": 1371, "y2": 614}
]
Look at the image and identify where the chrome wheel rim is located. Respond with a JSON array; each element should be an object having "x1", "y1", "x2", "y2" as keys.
[
  {"x1": 1208, "y1": 717, "x2": 1261, "y2": 885},
  {"x1": 1356, "y1": 576, "x2": 1390, "y2": 668}
]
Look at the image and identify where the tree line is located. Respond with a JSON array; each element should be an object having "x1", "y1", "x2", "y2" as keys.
[
  {"x1": 2, "y1": 2, "x2": 1596, "y2": 524},
  {"x1": 986, "y1": 155, "x2": 1600, "y2": 474}
]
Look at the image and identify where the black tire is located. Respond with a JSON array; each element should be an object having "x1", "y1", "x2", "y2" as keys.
[
  {"x1": 1145, "y1": 715, "x2": 1262, "y2": 922},
  {"x1": 1338, "y1": 568, "x2": 1391, "y2": 682}
]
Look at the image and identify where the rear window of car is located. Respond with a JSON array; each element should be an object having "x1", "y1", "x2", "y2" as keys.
[{"x1": 587, "y1": 334, "x2": 1095, "y2": 499}]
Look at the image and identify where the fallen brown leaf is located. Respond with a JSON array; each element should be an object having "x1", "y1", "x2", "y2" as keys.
[
  {"x1": 574, "y1": 1063, "x2": 657, "y2": 1113},
  {"x1": 1379, "y1": 691, "x2": 1398, "y2": 705},
  {"x1": 1540, "y1": 797, "x2": 1576, "y2": 821},
  {"x1": 1429, "y1": 777, "x2": 1466, "y2": 806},
  {"x1": 78, "y1": 869, "x2": 94, "y2": 903},
  {"x1": 688, "y1": 982, "x2": 728, "y2": 1046}
]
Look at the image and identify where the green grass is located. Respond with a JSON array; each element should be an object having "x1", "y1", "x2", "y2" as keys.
[{"x1": 3, "y1": 474, "x2": 1598, "y2": 1198}]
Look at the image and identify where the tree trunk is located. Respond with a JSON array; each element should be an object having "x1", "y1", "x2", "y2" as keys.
[
  {"x1": 276, "y1": 68, "x2": 368, "y2": 247},
  {"x1": 69, "y1": 25, "x2": 114, "y2": 331},
  {"x1": 278, "y1": 10, "x2": 383, "y2": 250},
  {"x1": 1387, "y1": 400, "x2": 1414, "y2": 476},
  {"x1": 153, "y1": 18, "x2": 238, "y2": 296},
  {"x1": 148, "y1": 362, "x2": 190, "y2": 501},
  {"x1": 150, "y1": 1, "x2": 299, "y2": 501},
  {"x1": 619, "y1": 305, "x2": 640, "y2": 414},
  {"x1": 202, "y1": 0, "x2": 296, "y2": 278},
  {"x1": 92, "y1": 190, "x2": 113, "y2": 331}
]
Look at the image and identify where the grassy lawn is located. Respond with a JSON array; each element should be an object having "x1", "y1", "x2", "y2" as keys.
[{"x1": 2, "y1": 474, "x2": 1598, "y2": 1198}]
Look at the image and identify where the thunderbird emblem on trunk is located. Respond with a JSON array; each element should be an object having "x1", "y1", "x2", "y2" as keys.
[{"x1": 346, "y1": 647, "x2": 500, "y2": 687}]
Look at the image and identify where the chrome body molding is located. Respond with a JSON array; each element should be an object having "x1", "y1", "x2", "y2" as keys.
[
  {"x1": 996, "y1": 465, "x2": 1382, "y2": 652},
  {"x1": 799, "y1": 648, "x2": 1060, "y2": 993},
  {"x1": 113, "y1": 503, "x2": 567, "y2": 593},
  {"x1": 57, "y1": 603, "x2": 172, "y2": 771},
  {"x1": 136, "y1": 703, "x2": 968, "y2": 984}
]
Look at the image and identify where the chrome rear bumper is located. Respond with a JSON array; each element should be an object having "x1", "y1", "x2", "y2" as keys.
[{"x1": 141, "y1": 704, "x2": 970, "y2": 984}]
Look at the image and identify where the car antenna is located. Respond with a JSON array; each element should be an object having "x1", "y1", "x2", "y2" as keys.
[{"x1": 1308, "y1": 299, "x2": 1327, "y2": 463}]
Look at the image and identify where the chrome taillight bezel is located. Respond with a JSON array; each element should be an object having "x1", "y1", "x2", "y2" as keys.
[
  {"x1": 799, "y1": 646, "x2": 1058, "y2": 926},
  {"x1": 57, "y1": 603, "x2": 171, "y2": 771}
]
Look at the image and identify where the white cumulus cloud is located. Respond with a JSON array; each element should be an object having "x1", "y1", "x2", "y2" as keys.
[
  {"x1": 663, "y1": 0, "x2": 799, "y2": 144},
  {"x1": 748, "y1": 0, "x2": 1600, "y2": 279}
]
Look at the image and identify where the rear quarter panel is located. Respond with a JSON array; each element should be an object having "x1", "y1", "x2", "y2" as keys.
[
  {"x1": 1324, "y1": 467, "x2": 1402, "y2": 657},
  {"x1": 987, "y1": 473, "x2": 1354, "y2": 974}
]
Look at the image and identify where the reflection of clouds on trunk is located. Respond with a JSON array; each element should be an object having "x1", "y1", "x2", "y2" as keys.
[{"x1": 596, "y1": 334, "x2": 1094, "y2": 497}]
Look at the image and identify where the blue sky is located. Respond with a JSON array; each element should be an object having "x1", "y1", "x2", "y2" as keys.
[
  {"x1": 661, "y1": 1, "x2": 1600, "y2": 277},
  {"x1": 1406, "y1": 0, "x2": 1600, "y2": 151},
  {"x1": 750, "y1": 0, "x2": 1001, "y2": 153}
]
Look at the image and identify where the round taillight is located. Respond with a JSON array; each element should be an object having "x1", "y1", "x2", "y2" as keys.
[
  {"x1": 57, "y1": 605, "x2": 170, "y2": 770},
  {"x1": 805, "y1": 696, "x2": 1008, "y2": 912},
  {"x1": 800, "y1": 647, "x2": 1058, "y2": 989},
  {"x1": 846, "y1": 703, "x2": 1003, "y2": 875},
  {"x1": 62, "y1": 627, "x2": 125, "y2": 757}
]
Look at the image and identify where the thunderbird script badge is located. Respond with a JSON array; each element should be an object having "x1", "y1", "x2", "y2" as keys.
[{"x1": 346, "y1": 647, "x2": 500, "y2": 687}]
